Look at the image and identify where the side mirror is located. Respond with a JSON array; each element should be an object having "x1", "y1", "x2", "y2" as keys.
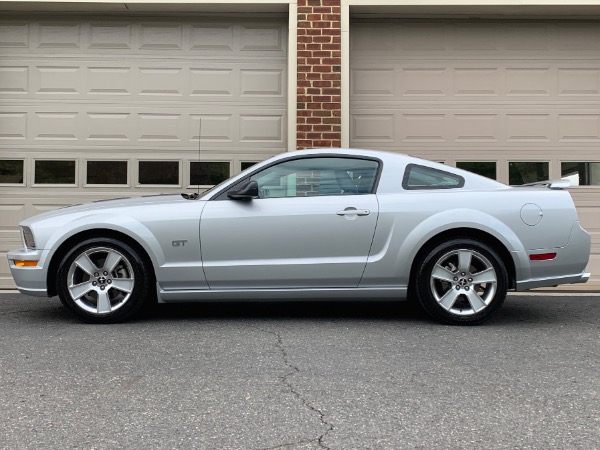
[{"x1": 227, "y1": 180, "x2": 259, "y2": 200}]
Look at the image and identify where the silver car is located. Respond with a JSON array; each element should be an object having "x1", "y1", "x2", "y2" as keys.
[{"x1": 7, "y1": 149, "x2": 591, "y2": 325}]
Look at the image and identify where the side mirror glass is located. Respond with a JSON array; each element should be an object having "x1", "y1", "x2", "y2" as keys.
[{"x1": 227, "y1": 180, "x2": 259, "y2": 200}]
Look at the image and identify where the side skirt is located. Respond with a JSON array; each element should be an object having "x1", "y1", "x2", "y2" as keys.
[{"x1": 156, "y1": 283, "x2": 408, "y2": 303}]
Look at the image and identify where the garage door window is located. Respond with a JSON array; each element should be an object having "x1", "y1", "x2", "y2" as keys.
[
  {"x1": 0, "y1": 160, "x2": 24, "y2": 184},
  {"x1": 456, "y1": 162, "x2": 496, "y2": 180},
  {"x1": 241, "y1": 161, "x2": 259, "y2": 171},
  {"x1": 190, "y1": 161, "x2": 230, "y2": 186},
  {"x1": 34, "y1": 160, "x2": 76, "y2": 185},
  {"x1": 138, "y1": 161, "x2": 179, "y2": 186},
  {"x1": 561, "y1": 162, "x2": 600, "y2": 186},
  {"x1": 86, "y1": 161, "x2": 128, "y2": 185},
  {"x1": 509, "y1": 162, "x2": 549, "y2": 185}
]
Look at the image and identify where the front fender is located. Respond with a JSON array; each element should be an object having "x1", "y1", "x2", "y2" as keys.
[{"x1": 46, "y1": 213, "x2": 166, "y2": 269}]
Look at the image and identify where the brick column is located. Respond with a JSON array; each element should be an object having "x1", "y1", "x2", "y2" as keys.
[{"x1": 296, "y1": 0, "x2": 342, "y2": 149}]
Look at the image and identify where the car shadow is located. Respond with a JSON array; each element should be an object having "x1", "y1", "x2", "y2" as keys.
[
  {"x1": 141, "y1": 299, "x2": 430, "y2": 324},
  {"x1": 8, "y1": 294, "x2": 591, "y2": 327}
]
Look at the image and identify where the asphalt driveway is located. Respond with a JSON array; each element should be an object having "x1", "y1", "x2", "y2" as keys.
[{"x1": 0, "y1": 292, "x2": 598, "y2": 449}]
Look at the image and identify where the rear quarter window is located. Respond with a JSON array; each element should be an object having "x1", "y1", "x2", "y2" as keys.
[{"x1": 402, "y1": 164, "x2": 464, "y2": 190}]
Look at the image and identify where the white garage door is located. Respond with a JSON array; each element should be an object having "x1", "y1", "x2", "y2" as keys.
[
  {"x1": 0, "y1": 16, "x2": 287, "y2": 288},
  {"x1": 351, "y1": 20, "x2": 600, "y2": 287}
]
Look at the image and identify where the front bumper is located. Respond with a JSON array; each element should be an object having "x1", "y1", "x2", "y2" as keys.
[{"x1": 7, "y1": 248, "x2": 50, "y2": 297}]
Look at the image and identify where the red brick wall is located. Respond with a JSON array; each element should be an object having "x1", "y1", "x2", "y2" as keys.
[{"x1": 296, "y1": 0, "x2": 342, "y2": 149}]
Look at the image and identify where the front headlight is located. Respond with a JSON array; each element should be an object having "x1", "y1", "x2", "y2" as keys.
[{"x1": 21, "y1": 226, "x2": 36, "y2": 249}]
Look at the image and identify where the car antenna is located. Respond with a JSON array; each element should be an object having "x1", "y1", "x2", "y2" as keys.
[{"x1": 182, "y1": 115, "x2": 202, "y2": 200}]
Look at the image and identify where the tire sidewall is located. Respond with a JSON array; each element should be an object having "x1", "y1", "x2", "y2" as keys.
[
  {"x1": 56, "y1": 237, "x2": 150, "y2": 324},
  {"x1": 416, "y1": 238, "x2": 508, "y2": 325}
]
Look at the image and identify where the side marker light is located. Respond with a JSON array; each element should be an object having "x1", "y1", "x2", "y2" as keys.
[
  {"x1": 13, "y1": 260, "x2": 38, "y2": 267},
  {"x1": 529, "y1": 253, "x2": 557, "y2": 261}
]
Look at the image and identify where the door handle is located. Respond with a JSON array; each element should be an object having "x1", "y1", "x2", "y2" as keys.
[{"x1": 336, "y1": 208, "x2": 370, "y2": 216}]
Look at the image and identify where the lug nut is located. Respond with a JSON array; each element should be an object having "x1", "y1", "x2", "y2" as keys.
[
  {"x1": 453, "y1": 277, "x2": 458, "y2": 281},
  {"x1": 461, "y1": 272, "x2": 466, "y2": 276},
  {"x1": 92, "y1": 281, "x2": 97, "y2": 286},
  {"x1": 107, "y1": 279, "x2": 112, "y2": 284},
  {"x1": 103, "y1": 271, "x2": 108, "y2": 276},
  {"x1": 100, "y1": 286, "x2": 105, "y2": 290},
  {"x1": 468, "y1": 278, "x2": 473, "y2": 282},
  {"x1": 465, "y1": 286, "x2": 470, "y2": 291},
  {"x1": 455, "y1": 285, "x2": 460, "y2": 290},
  {"x1": 94, "y1": 272, "x2": 99, "y2": 277}
]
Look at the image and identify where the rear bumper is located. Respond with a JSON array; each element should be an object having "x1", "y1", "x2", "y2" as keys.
[
  {"x1": 516, "y1": 271, "x2": 590, "y2": 291},
  {"x1": 6, "y1": 248, "x2": 50, "y2": 297},
  {"x1": 515, "y1": 221, "x2": 591, "y2": 291}
]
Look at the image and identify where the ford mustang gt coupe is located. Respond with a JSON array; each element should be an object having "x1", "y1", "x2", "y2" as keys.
[{"x1": 8, "y1": 149, "x2": 591, "y2": 325}]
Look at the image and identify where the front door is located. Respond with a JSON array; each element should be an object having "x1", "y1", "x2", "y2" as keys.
[{"x1": 200, "y1": 156, "x2": 380, "y2": 289}]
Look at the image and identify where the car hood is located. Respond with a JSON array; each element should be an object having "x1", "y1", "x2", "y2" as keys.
[{"x1": 22, "y1": 194, "x2": 190, "y2": 225}]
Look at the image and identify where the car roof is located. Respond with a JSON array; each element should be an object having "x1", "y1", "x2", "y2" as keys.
[{"x1": 286, "y1": 148, "x2": 405, "y2": 160}]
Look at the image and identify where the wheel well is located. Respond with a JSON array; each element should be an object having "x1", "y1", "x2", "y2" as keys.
[
  {"x1": 46, "y1": 229, "x2": 156, "y2": 297},
  {"x1": 409, "y1": 228, "x2": 516, "y2": 292}
]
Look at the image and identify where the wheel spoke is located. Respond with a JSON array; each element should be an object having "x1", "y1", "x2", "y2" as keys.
[
  {"x1": 103, "y1": 250, "x2": 122, "y2": 274},
  {"x1": 465, "y1": 289, "x2": 487, "y2": 313},
  {"x1": 109, "y1": 278, "x2": 134, "y2": 294},
  {"x1": 74, "y1": 253, "x2": 97, "y2": 276},
  {"x1": 438, "y1": 288, "x2": 461, "y2": 311},
  {"x1": 457, "y1": 250, "x2": 472, "y2": 273},
  {"x1": 96, "y1": 290, "x2": 112, "y2": 314},
  {"x1": 69, "y1": 281, "x2": 95, "y2": 300},
  {"x1": 432, "y1": 264, "x2": 457, "y2": 283},
  {"x1": 471, "y1": 267, "x2": 497, "y2": 285}
]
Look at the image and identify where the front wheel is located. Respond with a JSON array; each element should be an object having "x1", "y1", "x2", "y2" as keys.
[
  {"x1": 415, "y1": 239, "x2": 508, "y2": 325},
  {"x1": 56, "y1": 238, "x2": 152, "y2": 323}
]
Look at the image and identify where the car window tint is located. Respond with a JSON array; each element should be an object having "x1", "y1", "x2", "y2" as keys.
[
  {"x1": 402, "y1": 164, "x2": 464, "y2": 190},
  {"x1": 250, "y1": 157, "x2": 379, "y2": 198}
]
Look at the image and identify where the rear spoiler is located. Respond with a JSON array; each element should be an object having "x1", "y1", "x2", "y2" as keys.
[{"x1": 521, "y1": 179, "x2": 571, "y2": 190}]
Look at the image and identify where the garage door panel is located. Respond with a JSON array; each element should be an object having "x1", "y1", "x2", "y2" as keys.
[
  {"x1": 351, "y1": 20, "x2": 600, "y2": 285},
  {"x1": 350, "y1": 108, "x2": 600, "y2": 148},
  {"x1": 0, "y1": 257, "x2": 17, "y2": 289},
  {"x1": 0, "y1": 19, "x2": 286, "y2": 56},
  {"x1": 352, "y1": 62, "x2": 600, "y2": 101},
  {"x1": 0, "y1": 61, "x2": 286, "y2": 102},
  {"x1": 352, "y1": 21, "x2": 600, "y2": 60},
  {"x1": 0, "y1": 105, "x2": 286, "y2": 148}
]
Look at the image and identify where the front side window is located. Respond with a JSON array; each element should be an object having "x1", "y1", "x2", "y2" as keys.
[
  {"x1": 248, "y1": 157, "x2": 379, "y2": 199},
  {"x1": 403, "y1": 164, "x2": 464, "y2": 190}
]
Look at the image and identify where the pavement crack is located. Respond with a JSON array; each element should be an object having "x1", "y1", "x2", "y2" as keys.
[{"x1": 256, "y1": 326, "x2": 334, "y2": 450}]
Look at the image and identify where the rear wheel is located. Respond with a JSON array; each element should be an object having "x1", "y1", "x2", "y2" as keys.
[
  {"x1": 56, "y1": 238, "x2": 151, "y2": 323},
  {"x1": 415, "y1": 239, "x2": 507, "y2": 325}
]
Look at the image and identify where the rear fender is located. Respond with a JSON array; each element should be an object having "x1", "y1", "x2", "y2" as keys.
[{"x1": 362, "y1": 208, "x2": 529, "y2": 287}]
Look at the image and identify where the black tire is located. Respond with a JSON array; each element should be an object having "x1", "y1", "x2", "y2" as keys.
[
  {"x1": 415, "y1": 238, "x2": 507, "y2": 325},
  {"x1": 56, "y1": 237, "x2": 152, "y2": 324}
]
